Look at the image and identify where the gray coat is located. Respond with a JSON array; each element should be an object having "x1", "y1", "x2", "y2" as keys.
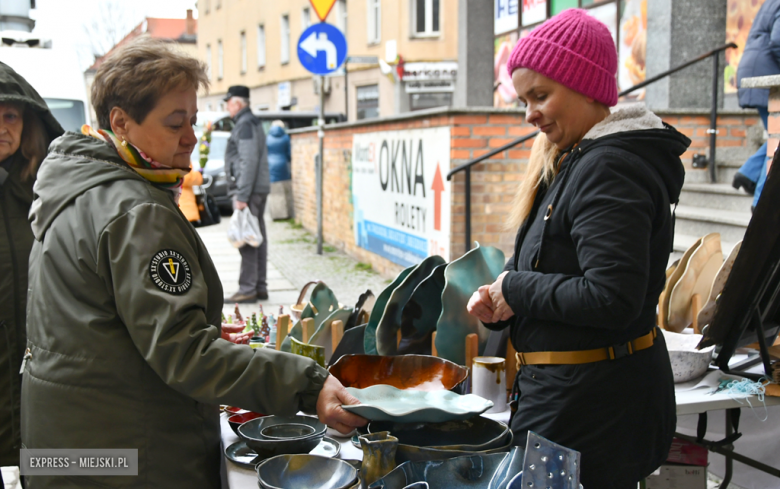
[
  {"x1": 737, "y1": 0, "x2": 780, "y2": 108},
  {"x1": 226, "y1": 107, "x2": 270, "y2": 201}
]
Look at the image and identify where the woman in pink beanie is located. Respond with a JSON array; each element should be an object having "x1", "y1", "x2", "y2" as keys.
[{"x1": 467, "y1": 9, "x2": 690, "y2": 488}]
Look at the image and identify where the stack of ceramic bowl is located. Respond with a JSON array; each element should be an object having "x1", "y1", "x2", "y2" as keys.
[
  {"x1": 256, "y1": 454, "x2": 358, "y2": 489},
  {"x1": 238, "y1": 415, "x2": 327, "y2": 458}
]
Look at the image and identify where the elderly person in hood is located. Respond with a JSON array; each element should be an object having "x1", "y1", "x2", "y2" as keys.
[
  {"x1": 21, "y1": 38, "x2": 364, "y2": 489},
  {"x1": 467, "y1": 10, "x2": 688, "y2": 488},
  {"x1": 0, "y1": 61, "x2": 63, "y2": 488}
]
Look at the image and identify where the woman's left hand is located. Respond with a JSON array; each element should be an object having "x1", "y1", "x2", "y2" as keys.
[{"x1": 489, "y1": 272, "x2": 515, "y2": 323}]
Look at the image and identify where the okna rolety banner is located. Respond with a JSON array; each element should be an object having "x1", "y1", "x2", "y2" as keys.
[{"x1": 351, "y1": 127, "x2": 451, "y2": 267}]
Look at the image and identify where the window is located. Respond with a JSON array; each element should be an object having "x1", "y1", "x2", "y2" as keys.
[
  {"x1": 281, "y1": 15, "x2": 290, "y2": 64},
  {"x1": 413, "y1": 0, "x2": 439, "y2": 36},
  {"x1": 217, "y1": 40, "x2": 223, "y2": 80},
  {"x1": 240, "y1": 31, "x2": 247, "y2": 74},
  {"x1": 356, "y1": 84, "x2": 379, "y2": 119},
  {"x1": 335, "y1": 0, "x2": 347, "y2": 32},
  {"x1": 215, "y1": 0, "x2": 221, "y2": 9},
  {"x1": 302, "y1": 7, "x2": 312, "y2": 30},
  {"x1": 205, "y1": 44, "x2": 212, "y2": 80},
  {"x1": 203, "y1": 0, "x2": 210, "y2": 14},
  {"x1": 257, "y1": 25, "x2": 266, "y2": 68},
  {"x1": 410, "y1": 92, "x2": 451, "y2": 111},
  {"x1": 367, "y1": 0, "x2": 380, "y2": 44}
]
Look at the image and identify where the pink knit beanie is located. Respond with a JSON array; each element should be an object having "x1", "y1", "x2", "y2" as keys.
[{"x1": 506, "y1": 9, "x2": 618, "y2": 107}]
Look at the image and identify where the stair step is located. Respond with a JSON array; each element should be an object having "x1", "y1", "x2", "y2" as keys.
[
  {"x1": 672, "y1": 233, "x2": 739, "y2": 256},
  {"x1": 679, "y1": 183, "x2": 753, "y2": 212},
  {"x1": 674, "y1": 205, "x2": 750, "y2": 244}
]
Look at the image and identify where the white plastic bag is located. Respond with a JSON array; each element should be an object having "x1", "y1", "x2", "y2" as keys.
[{"x1": 227, "y1": 207, "x2": 263, "y2": 248}]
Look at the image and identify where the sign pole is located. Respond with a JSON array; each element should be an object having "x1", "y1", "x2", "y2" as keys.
[
  {"x1": 344, "y1": 61, "x2": 349, "y2": 122},
  {"x1": 316, "y1": 75, "x2": 325, "y2": 255}
]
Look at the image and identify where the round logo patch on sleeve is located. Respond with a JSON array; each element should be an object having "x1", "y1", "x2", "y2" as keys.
[{"x1": 149, "y1": 249, "x2": 193, "y2": 294}]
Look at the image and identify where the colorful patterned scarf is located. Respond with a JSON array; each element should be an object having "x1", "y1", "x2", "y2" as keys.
[{"x1": 81, "y1": 125, "x2": 190, "y2": 190}]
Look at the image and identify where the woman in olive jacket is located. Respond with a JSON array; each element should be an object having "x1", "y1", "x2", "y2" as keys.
[
  {"x1": 467, "y1": 10, "x2": 687, "y2": 488},
  {"x1": 0, "y1": 62, "x2": 63, "y2": 486}
]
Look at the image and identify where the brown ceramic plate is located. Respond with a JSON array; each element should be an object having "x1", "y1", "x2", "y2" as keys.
[{"x1": 328, "y1": 354, "x2": 468, "y2": 391}]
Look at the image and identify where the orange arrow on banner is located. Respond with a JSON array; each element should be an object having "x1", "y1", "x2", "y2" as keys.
[
  {"x1": 431, "y1": 162, "x2": 445, "y2": 231},
  {"x1": 309, "y1": 0, "x2": 338, "y2": 22}
]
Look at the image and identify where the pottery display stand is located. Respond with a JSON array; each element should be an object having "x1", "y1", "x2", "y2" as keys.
[
  {"x1": 331, "y1": 320, "x2": 345, "y2": 353},
  {"x1": 275, "y1": 315, "x2": 290, "y2": 351},
  {"x1": 301, "y1": 317, "x2": 314, "y2": 343}
]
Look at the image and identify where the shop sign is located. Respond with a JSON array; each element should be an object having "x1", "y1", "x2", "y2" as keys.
[
  {"x1": 405, "y1": 80, "x2": 455, "y2": 93},
  {"x1": 495, "y1": 0, "x2": 519, "y2": 35},
  {"x1": 277, "y1": 81, "x2": 291, "y2": 108},
  {"x1": 352, "y1": 127, "x2": 451, "y2": 267},
  {"x1": 401, "y1": 62, "x2": 457, "y2": 82}
]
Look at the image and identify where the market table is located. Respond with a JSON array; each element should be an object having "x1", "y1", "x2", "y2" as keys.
[{"x1": 220, "y1": 376, "x2": 779, "y2": 489}]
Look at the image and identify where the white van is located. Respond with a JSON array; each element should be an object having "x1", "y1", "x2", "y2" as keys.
[{"x1": 0, "y1": 31, "x2": 90, "y2": 132}]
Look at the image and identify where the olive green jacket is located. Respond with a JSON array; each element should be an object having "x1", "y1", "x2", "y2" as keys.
[
  {"x1": 22, "y1": 132, "x2": 328, "y2": 488},
  {"x1": 0, "y1": 61, "x2": 63, "y2": 468}
]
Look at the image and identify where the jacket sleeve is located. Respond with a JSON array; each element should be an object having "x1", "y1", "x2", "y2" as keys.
[
  {"x1": 501, "y1": 152, "x2": 654, "y2": 330},
  {"x1": 770, "y1": 8, "x2": 780, "y2": 64},
  {"x1": 96, "y1": 202, "x2": 328, "y2": 414},
  {"x1": 235, "y1": 121, "x2": 262, "y2": 202}
]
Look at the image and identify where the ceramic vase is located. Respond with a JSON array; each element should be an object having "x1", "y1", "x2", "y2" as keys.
[
  {"x1": 359, "y1": 431, "x2": 398, "y2": 488},
  {"x1": 471, "y1": 356, "x2": 507, "y2": 413},
  {"x1": 290, "y1": 337, "x2": 326, "y2": 367}
]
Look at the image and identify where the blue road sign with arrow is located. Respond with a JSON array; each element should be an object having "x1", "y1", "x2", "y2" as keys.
[{"x1": 297, "y1": 23, "x2": 347, "y2": 76}]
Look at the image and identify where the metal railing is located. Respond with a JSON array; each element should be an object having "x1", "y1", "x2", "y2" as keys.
[{"x1": 448, "y1": 42, "x2": 738, "y2": 253}]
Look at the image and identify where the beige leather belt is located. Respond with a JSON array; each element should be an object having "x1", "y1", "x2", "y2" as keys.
[{"x1": 515, "y1": 328, "x2": 658, "y2": 369}]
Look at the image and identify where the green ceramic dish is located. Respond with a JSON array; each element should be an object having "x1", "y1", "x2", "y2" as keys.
[
  {"x1": 290, "y1": 337, "x2": 326, "y2": 368},
  {"x1": 398, "y1": 263, "x2": 447, "y2": 355},
  {"x1": 224, "y1": 437, "x2": 340, "y2": 469},
  {"x1": 368, "y1": 416, "x2": 510, "y2": 451},
  {"x1": 308, "y1": 306, "x2": 352, "y2": 364},
  {"x1": 364, "y1": 264, "x2": 417, "y2": 355}
]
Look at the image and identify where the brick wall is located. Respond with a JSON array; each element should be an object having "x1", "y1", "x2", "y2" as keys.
[{"x1": 290, "y1": 107, "x2": 760, "y2": 277}]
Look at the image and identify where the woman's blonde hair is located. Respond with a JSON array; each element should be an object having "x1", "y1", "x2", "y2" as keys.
[
  {"x1": 19, "y1": 104, "x2": 49, "y2": 181},
  {"x1": 91, "y1": 37, "x2": 209, "y2": 129},
  {"x1": 506, "y1": 132, "x2": 560, "y2": 231}
]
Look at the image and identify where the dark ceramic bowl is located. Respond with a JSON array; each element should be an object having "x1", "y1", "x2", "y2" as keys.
[
  {"x1": 261, "y1": 423, "x2": 316, "y2": 440},
  {"x1": 328, "y1": 354, "x2": 468, "y2": 392},
  {"x1": 239, "y1": 415, "x2": 326, "y2": 457},
  {"x1": 228, "y1": 412, "x2": 266, "y2": 436},
  {"x1": 368, "y1": 416, "x2": 510, "y2": 452},
  {"x1": 256, "y1": 454, "x2": 357, "y2": 489}
]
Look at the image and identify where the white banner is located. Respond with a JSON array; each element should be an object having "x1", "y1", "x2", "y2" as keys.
[
  {"x1": 352, "y1": 127, "x2": 451, "y2": 267},
  {"x1": 495, "y1": 0, "x2": 519, "y2": 35}
]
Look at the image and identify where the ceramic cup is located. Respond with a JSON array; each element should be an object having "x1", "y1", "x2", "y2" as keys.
[
  {"x1": 249, "y1": 337, "x2": 265, "y2": 349},
  {"x1": 471, "y1": 356, "x2": 507, "y2": 414},
  {"x1": 290, "y1": 337, "x2": 326, "y2": 367}
]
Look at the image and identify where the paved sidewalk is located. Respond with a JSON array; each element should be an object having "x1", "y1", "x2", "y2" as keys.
[{"x1": 196, "y1": 212, "x2": 389, "y2": 319}]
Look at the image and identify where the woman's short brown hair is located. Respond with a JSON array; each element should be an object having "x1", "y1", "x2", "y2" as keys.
[
  {"x1": 91, "y1": 36, "x2": 208, "y2": 130},
  {"x1": 19, "y1": 103, "x2": 48, "y2": 181}
]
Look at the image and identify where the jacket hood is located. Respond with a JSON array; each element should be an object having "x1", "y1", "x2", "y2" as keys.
[
  {"x1": 0, "y1": 62, "x2": 64, "y2": 142},
  {"x1": 268, "y1": 125, "x2": 286, "y2": 137},
  {"x1": 580, "y1": 104, "x2": 689, "y2": 203},
  {"x1": 29, "y1": 132, "x2": 145, "y2": 240}
]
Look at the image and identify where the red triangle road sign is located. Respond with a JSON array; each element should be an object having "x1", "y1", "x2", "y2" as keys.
[{"x1": 309, "y1": 0, "x2": 338, "y2": 22}]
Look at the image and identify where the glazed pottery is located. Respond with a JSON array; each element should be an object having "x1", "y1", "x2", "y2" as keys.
[
  {"x1": 309, "y1": 306, "x2": 353, "y2": 364},
  {"x1": 261, "y1": 423, "x2": 316, "y2": 440},
  {"x1": 471, "y1": 356, "x2": 507, "y2": 414},
  {"x1": 343, "y1": 385, "x2": 493, "y2": 423},
  {"x1": 224, "y1": 437, "x2": 340, "y2": 469},
  {"x1": 367, "y1": 447, "x2": 524, "y2": 489},
  {"x1": 436, "y1": 243, "x2": 506, "y2": 365},
  {"x1": 660, "y1": 237, "x2": 702, "y2": 330},
  {"x1": 368, "y1": 417, "x2": 510, "y2": 452},
  {"x1": 280, "y1": 302, "x2": 315, "y2": 352},
  {"x1": 256, "y1": 454, "x2": 358, "y2": 489},
  {"x1": 227, "y1": 411, "x2": 266, "y2": 436},
  {"x1": 290, "y1": 337, "x2": 326, "y2": 368},
  {"x1": 238, "y1": 415, "x2": 326, "y2": 457},
  {"x1": 375, "y1": 255, "x2": 447, "y2": 356},
  {"x1": 347, "y1": 289, "x2": 376, "y2": 330},
  {"x1": 364, "y1": 264, "x2": 417, "y2": 355},
  {"x1": 282, "y1": 282, "x2": 340, "y2": 352},
  {"x1": 398, "y1": 263, "x2": 447, "y2": 356},
  {"x1": 329, "y1": 324, "x2": 367, "y2": 367},
  {"x1": 359, "y1": 431, "x2": 399, "y2": 488},
  {"x1": 668, "y1": 233, "x2": 723, "y2": 332},
  {"x1": 661, "y1": 329, "x2": 715, "y2": 383},
  {"x1": 697, "y1": 241, "x2": 742, "y2": 329},
  {"x1": 328, "y1": 354, "x2": 468, "y2": 392},
  {"x1": 520, "y1": 432, "x2": 581, "y2": 489}
]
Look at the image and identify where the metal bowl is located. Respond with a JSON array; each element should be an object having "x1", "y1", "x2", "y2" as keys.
[{"x1": 256, "y1": 454, "x2": 357, "y2": 489}]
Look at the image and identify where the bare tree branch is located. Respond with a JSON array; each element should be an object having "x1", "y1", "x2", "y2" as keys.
[{"x1": 83, "y1": 1, "x2": 141, "y2": 58}]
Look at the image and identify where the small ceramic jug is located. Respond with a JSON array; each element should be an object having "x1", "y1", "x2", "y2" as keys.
[
  {"x1": 472, "y1": 356, "x2": 507, "y2": 413},
  {"x1": 359, "y1": 431, "x2": 398, "y2": 489}
]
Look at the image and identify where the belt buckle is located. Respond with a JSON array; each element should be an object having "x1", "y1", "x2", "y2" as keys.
[{"x1": 609, "y1": 341, "x2": 633, "y2": 360}]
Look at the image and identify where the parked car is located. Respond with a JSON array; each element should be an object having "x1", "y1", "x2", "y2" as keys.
[{"x1": 191, "y1": 130, "x2": 232, "y2": 213}]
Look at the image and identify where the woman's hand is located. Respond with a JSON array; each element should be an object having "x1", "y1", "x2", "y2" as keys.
[
  {"x1": 467, "y1": 285, "x2": 495, "y2": 324},
  {"x1": 489, "y1": 272, "x2": 515, "y2": 323},
  {"x1": 221, "y1": 323, "x2": 253, "y2": 344},
  {"x1": 316, "y1": 375, "x2": 368, "y2": 434}
]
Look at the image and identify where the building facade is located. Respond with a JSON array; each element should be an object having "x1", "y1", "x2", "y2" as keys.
[{"x1": 196, "y1": 0, "x2": 458, "y2": 121}]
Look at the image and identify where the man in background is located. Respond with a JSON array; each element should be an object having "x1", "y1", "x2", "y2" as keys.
[{"x1": 223, "y1": 85, "x2": 270, "y2": 302}]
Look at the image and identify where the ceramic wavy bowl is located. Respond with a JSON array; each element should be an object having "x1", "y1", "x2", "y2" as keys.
[
  {"x1": 227, "y1": 411, "x2": 266, "y2": 436},
  {"x1": 662, "y1": 330, "x2": 716, "y2": 383},
  {"x1": 256, "y1": 454, "x2": 357, "y2": 489},
  {"x1": 238, "y1": 415, "x2": 326, "y2": 457},
  {"x1": 343, "y1": 385, "x2": 493, "y2": 423},
  {"x1": 328, "y1": 354, "x2": 469, "y2": 392},
  {"x1": 368, "y1": 417, "x2": 510, "y2": 452}
]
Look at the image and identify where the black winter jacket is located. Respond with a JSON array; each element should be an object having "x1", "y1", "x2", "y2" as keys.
[
  {"x1": 486, "y1": 106, "x2": 689, "y2": 488},
  {"x1": 737, "y1": 0, "x2": 780, "y2": 109}
]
